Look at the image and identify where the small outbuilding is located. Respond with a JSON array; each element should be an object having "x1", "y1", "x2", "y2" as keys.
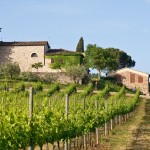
[{"x1": 108, "y1": 68, "x2": 150, "y2": 95}]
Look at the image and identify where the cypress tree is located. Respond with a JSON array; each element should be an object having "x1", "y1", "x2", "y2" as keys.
[{"x1": 76, "y1": 37, "x2": 84, "y2": 52}]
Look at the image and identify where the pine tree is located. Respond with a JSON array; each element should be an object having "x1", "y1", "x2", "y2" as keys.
[{"x1": 76, "y1": 37, "x2": 84, "y2": 52}]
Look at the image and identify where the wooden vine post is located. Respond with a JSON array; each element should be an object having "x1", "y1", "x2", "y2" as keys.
[
  {"x1": 104, "y1": 99, "x2": 108, "y2": 136},
  {"x1": 95, "y1": 100, "x2": 99, "y2": 144},
  {"x1": 83, "y1": 97, "x2": 87, "y2": 149},
  {"x1": 65, "y1": 94, "x2": 69, "y2": 150},
  {"x1": 95, "y1": 81, "x2": 98, "y2": 91},
  {"x1": 95, "y1": 82, "x2": 99, "y2": 144},
  {"x1": 110, "y1": 101, "x2": 113, "y2": 130},
  {"x1": 110, "y1": 118, "x2": 113, "y2": 130},
  {"x1": 28, "y1": 87, "x2": 34, "y2": 150},
  {"x1": 48, "y1": 99, "x2": 51, "y2": 108}
]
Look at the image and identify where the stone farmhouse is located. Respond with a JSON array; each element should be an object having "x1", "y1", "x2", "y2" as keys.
[
  {"x1": 1, "y1": 41, "x2": 149, "y2": 91},
  {"x1": 108, "y1": 68, "x2": 150, "y2": 95},
  {"x1": 0, "y1": 41, "x2": 83, "y2": 72},
  {"x1": 0, "y1": 41, "x2": 84, "y2": 82}
]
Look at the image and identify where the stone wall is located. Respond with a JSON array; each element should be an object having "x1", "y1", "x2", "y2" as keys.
[
  {"x1": 37, "y1": 72, "x2": 74, "y2": 84},
  {"x1": 0, "y1": 45, "x2": 45, "y2": 72},
  {"x1": 116, "y1": 71, "x2": 149, "y2": 95},
  {"x1": 0, "y1": 44, "x2": 81, "y2": 84},
  {"x1": 0, "y1": 45, "x2": 61, "y2": 73}
]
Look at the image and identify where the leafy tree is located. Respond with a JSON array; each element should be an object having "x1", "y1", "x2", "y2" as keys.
[
  {"x1": 76, "y1": 37, "x2": 84, "y2": 52},
  {"x1": 85, "y1": 44, "x2": 117, "y2": 77},
  {"x1": 105, "y1": 48, "x2": 135, "y2": 69},
  {"x1": 0, "y1": 62, "x2": 20, "y2": 79},
  {"x1": 85, "y1": 44, "x2": 135, "y2": 77},
  {"x1": 32, "y1": 62, "x2": 43, "y2": 72},
  {"x1": 65, "y1": 65, "x2": 87, "y2": 84}
]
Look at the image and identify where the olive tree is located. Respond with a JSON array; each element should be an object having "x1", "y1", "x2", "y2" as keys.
[
  {"x1": 0, "y1": 62, "x2": 21, "y2": 79},
  {"x1": 65, "y1": 65, "x2": 87, "y2": 84}
]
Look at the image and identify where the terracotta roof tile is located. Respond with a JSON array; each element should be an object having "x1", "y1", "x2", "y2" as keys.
[{"x1": 0, "y1": 41, "x2": 50, "y2": 48}]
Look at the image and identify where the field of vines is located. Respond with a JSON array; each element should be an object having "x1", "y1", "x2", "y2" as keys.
[{"x1": 0, "y1": 82, "x2": 140, "y2": 150}]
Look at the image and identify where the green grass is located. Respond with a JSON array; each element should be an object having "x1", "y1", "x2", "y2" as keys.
[
  {"x1": 99, "y1": 99, "x2": 147, "y2": 150},
  {"x1": 0, "y1": 77, "x2": 135, "y2": 94}
]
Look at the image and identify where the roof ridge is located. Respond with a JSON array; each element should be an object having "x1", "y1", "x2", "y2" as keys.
[
  {"x1": 117, "y1": 67, "x2": 149, "y2": 75},
  {"x1": 0, "y1": 41, "x2": 48, "y2": 42},
  {"x1": 0, "y1": 41, "x2": 50, "y2": 48}
]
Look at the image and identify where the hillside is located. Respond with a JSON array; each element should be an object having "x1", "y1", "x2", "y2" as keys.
[
  {"x1": 97, "y1": 98, "x2": 150, "y2": 150},
  {"x1": 0, "y1": 79, "x2": 142, "y2": 150}
]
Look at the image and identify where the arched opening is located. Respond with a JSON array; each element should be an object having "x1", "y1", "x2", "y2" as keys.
[{"x1": 31, "y1": 53, "x2": 38, "y2": 57}]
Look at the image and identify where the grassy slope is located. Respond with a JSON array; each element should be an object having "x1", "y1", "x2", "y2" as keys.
[
  {"x1": 0, "y1": 77, "x2": 135, "y2": 93},
  {"x1": 99, "y1": 98, "x2": 150, "y2": 150},
  {"x1": 1, "y1": 79, "x2": 149, "y2": 149}
]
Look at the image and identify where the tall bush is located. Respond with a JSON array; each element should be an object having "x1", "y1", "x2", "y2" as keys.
[
  {"x1": 65, "y1": 65, "x2": 87, "y2": 84},
  {"x1": 0, "y1": 62, "x2": 20, "y2": 79}
]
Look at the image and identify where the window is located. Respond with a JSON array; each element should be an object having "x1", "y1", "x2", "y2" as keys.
[
  {"x1": 59, "y1": 59, "x2": 64, "y2": 64},
  {"x1": 51, "y1": 58, "x2": 54, "y2": 64},
  {"x1": 138, "y1": 76, "x2": 143, "y2": 83},
  {"x1": 31, "y1": 53, "x2": 38, "y2": 57},
  {"x1": 130, "y1": 73, "x2": 135, "y2": 83},
  {"x1": 116, "y1": 74, "x2": 121, "y2": 82}
]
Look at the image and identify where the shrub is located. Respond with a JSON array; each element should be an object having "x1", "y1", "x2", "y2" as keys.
[
  {"x1": 31, "y1": 62, "x2": 43, "y2": 71},
  {"x1": 34, "y1": 82, "x2": 43, "y2": 93},
  {"x1": 24, "y1": 90, "x2": 29, "y2": 97},
  {"x1": 65, "y1": 65, "x2": 88, "y2": 83},
  {"x1": 0, "y1": 62, "x2": 20, "y2": 79},
  {"x1": 41, "y1": 74, "x2": 57, "y2": 83},
  {"x1": 63, "y1": 83, "x2": 77, "y2": 96},
  {"x1": 80, "y1": 83, "x2": 93, "y2": 98},
  {"x1": 14, "y1": 82, "x2": 25, "y2": 93},
  {"x1": 0, "y1": 82, "x2": 9, "y2": 91},
  {"x1": 47, "y1": 83, "x2": 60, "y2": 96},
  {"x1": 114, "y1": 86, "x2": 125, "y2": 99},
  {"x1": 20, "y1": 72, "x2": 40, "y2": 82},
  {"x1": 50, "y1": 63, "x2": 61, "y2": 69}
]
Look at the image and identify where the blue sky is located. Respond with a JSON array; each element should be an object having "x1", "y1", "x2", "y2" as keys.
[{"x1": 1, "y1": 0, "x2": 150, "y2": 73}]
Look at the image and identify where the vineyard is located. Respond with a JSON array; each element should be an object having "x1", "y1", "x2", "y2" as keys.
[{"x1": 0, "y1": 82, "x2": 140, "y2": 150}]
